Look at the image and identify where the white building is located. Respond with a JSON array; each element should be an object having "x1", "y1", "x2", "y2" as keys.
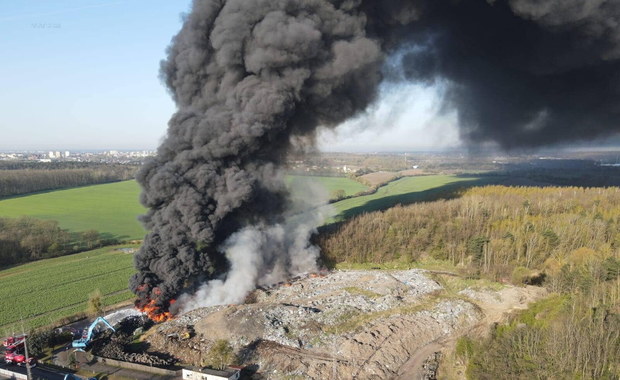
[{"x1": 181, "y1": 367, "x2": 241, "y2": 380}]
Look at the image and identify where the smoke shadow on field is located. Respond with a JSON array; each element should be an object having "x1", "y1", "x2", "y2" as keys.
[{"x1": 329, "y1": 176, "x2": 499, "y2": 224}]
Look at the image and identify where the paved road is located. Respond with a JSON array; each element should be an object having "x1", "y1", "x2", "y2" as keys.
[{"x1": 0, "y1": 362, "x2": 67, "y2": 380}]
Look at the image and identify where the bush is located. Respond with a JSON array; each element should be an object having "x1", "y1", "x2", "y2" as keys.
[
  {"x1": 510, "y1": 266, "x2": 530, "y2": 285},
  {"x1": 205, "y1": 339, "x2": 234, "y2": 370},
  {"x1": 455, "y1": 336, "x2": 475, "y2": 362}
]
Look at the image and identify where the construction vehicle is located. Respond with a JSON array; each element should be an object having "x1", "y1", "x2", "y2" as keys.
[
  {"x1": 3, "y1": 335, "x2": 37, "y2": 367},
  {"x1": 72, "y1": 317, "x2": 115, "y2": 349},
  {"x1": 4, "y1": 350, "x2": 37, "y2": 367},
  {"x1": 3, "y1": 334, "x2": 26, "y2": 350}
]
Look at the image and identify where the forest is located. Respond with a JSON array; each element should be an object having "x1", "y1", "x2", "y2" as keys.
[
  {"x1": 0, "y1": 216, "x2": 117, "y2": 267},
  {"x1": 318, "y1": 186, "x2": 620, "y2": 379},
  {"x1": 0, "y1": 162, "x2": 138, "y2": 198}
]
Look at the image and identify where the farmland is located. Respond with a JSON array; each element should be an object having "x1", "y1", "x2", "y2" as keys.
[
  {"x1": 0, "y1": 175, "x2": 490, "y2": 240},
  {"x1": 0, "y1": 180, "x2": 146, "y2": 240},
  {"x1": 0, "y1": 244, "x2": 136, "y2": 333},
  {"x1": 0, "y1": 176, "x2": 369, "y2": 240},
  {"x1": 326, "y1": 174, "x2": 493, "y2": 222},
  {"x1": 287, "y1": 175, "x2": 368, "y2": 197}
]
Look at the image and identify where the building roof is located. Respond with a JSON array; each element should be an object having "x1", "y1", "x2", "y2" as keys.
[{"x1": 184, "y1": 367, "x2": 240, "y2": 378}]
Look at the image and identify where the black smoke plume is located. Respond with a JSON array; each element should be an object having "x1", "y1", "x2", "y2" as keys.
[{"x1": 131, "y1": 0, "x2": 620, "y2": 317}]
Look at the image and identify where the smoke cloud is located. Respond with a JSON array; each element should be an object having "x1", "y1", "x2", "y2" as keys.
[{"x1": 131, "y1": 0, "x2": 620, "y2": 317}]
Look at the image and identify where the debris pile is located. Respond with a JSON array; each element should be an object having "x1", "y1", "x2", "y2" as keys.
[
  {"x1": 141, "y1": 269, "x2": 545, "y2": 379},
  {"x1": 421, "y1": 352, "x2": 442, "y2": 380},
  {"x1": 91, "y1": 316, "x2": 176, "y2": 367}
]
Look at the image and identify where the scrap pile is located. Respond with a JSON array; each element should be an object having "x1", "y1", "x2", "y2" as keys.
[{"x1": 91, "y1": 316, "x2": 176, "y2": 367}]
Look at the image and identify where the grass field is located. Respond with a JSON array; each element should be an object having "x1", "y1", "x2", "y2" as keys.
[
  {"x1": 326, "y1": 174, "x2": 495, "y2": 222},
  {"x1": 0, "y1": 245, "x2": 137, "y2": 334},
  {"x1": 0, "y1": 175, "x2": 490, "y2": 239},
  {"x1": 0, "y1": 180, "x2": 146, "y2": 240},
  {"x1": 287, "y1": 175, "x2": 368, "y2": 197},
  {"x1": 0, "y1": 177, "x2": 369, "y2": 239}
]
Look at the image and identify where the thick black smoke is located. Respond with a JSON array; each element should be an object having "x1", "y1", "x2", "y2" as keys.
[{"x1": 131, "y1": 0, "x2": 620, "y2": 316}]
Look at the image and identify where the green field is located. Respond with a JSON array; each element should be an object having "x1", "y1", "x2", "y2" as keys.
[
  {"x1": 288, "y1": 175, "x2": 368, "y2": 197},
  {"x1": 0, "y1": 175, "x2": 490, "y2": 239},
  {"x1": 0, "y1": 245, "x2": 136, "y2": 333},
  {"x1": 327, "y1": 174, "x2": 494, "y2": 222},
  {"x1": 0, "y1": 177, "x2": 369, "y2": 239},
  {"x1": 0, "y1": 180, "x2": 146, "y2": 240}
]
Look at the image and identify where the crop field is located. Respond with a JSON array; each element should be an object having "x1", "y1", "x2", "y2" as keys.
[
  {"x1": 326, "y1": 174, "x2": 497, "y2": 222},
  {"x1": 0, "y1": 180, "x2": 146, "y2": 240},
  {"x1": 0, "y1": 245, "x2": 136, "y2": 333},
  {"x1": 0, "y1": 177, "x2": 368, "y2": 239},
  {"x1": 287, "y1": 175, "x2": 368, "y2": 197}
]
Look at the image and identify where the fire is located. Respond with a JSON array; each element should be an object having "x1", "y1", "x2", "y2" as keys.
[
  {"x1": 135, "y1": 286, "x2": 176, "y2": 323},
  {"x1": 137, "y1": 299, "x2": 175, "y2": 323}
]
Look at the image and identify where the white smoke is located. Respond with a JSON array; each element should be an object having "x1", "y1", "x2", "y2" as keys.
[{"x1": 178, "y1": 178, "x2": 333, "y2": 312}]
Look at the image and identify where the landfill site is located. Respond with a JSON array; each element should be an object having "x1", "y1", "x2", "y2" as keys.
[{"x1": 1, "y1": 269, "x2": 545, "y2": 380}]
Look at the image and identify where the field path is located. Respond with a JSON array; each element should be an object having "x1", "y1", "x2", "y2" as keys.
[{"x1": 395, "y1": 284, "x2": 548, "y2": 379}]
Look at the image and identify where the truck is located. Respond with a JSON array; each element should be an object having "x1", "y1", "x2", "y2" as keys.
[
  {"x1": 3, "y1": 334, "x2": 26, "y2": 350},
  {"x1": 4, "y1": 350, "x2": 37, "y2": 367},
  {"x1": 3, "y1": 335, "x2": 37, "y2": 367},
  {"x1": 72, "y1": 317, "x2": 115, "y2": 349}
]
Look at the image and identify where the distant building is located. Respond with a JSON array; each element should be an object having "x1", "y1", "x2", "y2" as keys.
[
  {"x1": 181, "y1": 367, "x2": 241, "y2": 380},
  {"x1": 64, "y1": 151, "x2": 70, "y2": 157}
]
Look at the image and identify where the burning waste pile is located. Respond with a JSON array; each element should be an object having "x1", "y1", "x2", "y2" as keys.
[{"x1": 131, "y1": 0, "x2": 620, "y2": 322}]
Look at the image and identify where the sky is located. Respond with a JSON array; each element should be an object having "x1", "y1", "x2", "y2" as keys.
[
  {"x1": 0, "y1": 0, "x2": 191, "y2": 151},
  {"x1": 0, "y1": 0, "x2": 459, "y2": 152}
]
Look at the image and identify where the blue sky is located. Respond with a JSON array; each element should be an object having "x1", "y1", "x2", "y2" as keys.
[
  {"x1": 0, "y1": 0, "x2": 460, "y2": 152},
  {"x1": 0, "y1": 0, "x2": 191, "y2": 151}
]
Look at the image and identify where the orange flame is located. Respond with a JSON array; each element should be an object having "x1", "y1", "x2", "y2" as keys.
[
  {"x1": 135, "y1": 285, "x2": 176, "y2": 323},
  {"x1": 138, "y1": 299, "x2": 175, "y2": 322}
]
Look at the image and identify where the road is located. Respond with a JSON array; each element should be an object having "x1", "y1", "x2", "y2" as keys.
[{"x1": 0, "y1": 362, "x2": 67, "y2": 380}]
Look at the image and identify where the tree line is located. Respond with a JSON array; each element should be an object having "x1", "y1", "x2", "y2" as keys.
[
  {"x1": 0, "y1": 164, "x2": 138, "y2": 198},
  {"x1": 319, "y1": 186, "x2": 620, "y2": 279},
  {"x1": 0, "y1": 217, "x2": 117, "y2": 267}
]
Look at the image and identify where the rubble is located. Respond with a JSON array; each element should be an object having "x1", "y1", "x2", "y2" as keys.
[
  {"x1": 139, "y1": 269, "x2": 543, "y2": 379},
  {"x1": 90, "y1": 316, "x2": 176, "y2": 367},
  {"x1": 421, "y1": 352, "x2": 442, "y2": 380}
]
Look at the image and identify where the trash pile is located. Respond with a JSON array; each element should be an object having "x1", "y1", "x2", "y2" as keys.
[{"x1": 91, "y1": 316, "x2": 176, "y2": 367}]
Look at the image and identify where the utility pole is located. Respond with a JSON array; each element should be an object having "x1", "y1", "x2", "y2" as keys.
[
  {"x1": 23, "y1": 335, "x2": 33, "y2": 380},
  {"x1": 20, "y1": 318, "x2": 32, "y2": 380}
]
